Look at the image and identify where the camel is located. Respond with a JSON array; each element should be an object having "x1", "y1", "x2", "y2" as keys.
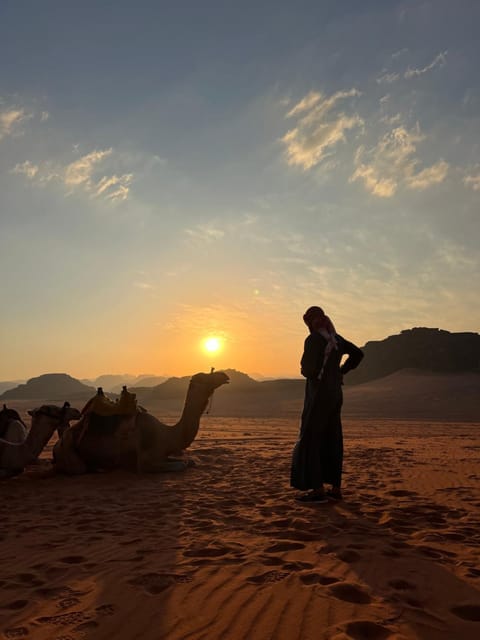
[
  {"x1": 53, "y1": 370, "x2": 230, "y2": 475},
  {"x1": 0, "y1": 402, "x2": 81, "y2": 478},
  {"x1": 0, "y1": 405, "x2": 27, "y2": 443}
]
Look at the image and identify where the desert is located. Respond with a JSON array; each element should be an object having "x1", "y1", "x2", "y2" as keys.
[{"x1": 1, "y1": 368, "x2": 480, "y2": 640}]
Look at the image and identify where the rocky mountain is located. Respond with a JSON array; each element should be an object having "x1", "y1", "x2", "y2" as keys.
[
  {"x1": 0, "y1": 380, "x2": 25, "y2": 395},
  {"x1": 0, "y1": 374, "x2": 95, "y2": 402},
  {"x1": 346, "y1": 328, "x2": 480, "y2": 384},
  {"x1": 80, "y1": 374, "x2": 167, "y2": 393}
]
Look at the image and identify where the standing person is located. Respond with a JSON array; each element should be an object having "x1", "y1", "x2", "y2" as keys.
[{"x1": 291, "y1": 306, "x2": 364, "y2": 503}]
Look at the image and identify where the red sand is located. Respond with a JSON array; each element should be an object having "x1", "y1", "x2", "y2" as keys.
[{"x1": 1, "y1": 417, "x2": 480, "y2": 639}]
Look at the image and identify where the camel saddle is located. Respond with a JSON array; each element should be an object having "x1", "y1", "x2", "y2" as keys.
[{"x1": 77, "y1": 386, "x2": 138, "y2": 442}]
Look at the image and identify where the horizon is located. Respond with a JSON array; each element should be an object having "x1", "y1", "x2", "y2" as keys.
[
  {"x1": 1, "y1": 1, "x2": 479, "y2": 380},
  {"x1": 2, "y1": 324, "x2": 478, "y2": 383}
]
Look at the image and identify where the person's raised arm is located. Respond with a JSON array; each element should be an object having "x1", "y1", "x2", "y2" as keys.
[{"x1": 339, "y1": 338, "x2": 364, "y2": 376}]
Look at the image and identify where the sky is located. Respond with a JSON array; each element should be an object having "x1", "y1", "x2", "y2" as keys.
[{"x1": 1, "y1": 0, "x2": 479, "y2": 380}]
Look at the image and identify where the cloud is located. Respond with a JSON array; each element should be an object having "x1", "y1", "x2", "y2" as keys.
[
  {"x1": 463, "y1": 171, "x2": 480, "y2": 191},
  {"x1": 185, "y1": 224, "x2": 225, "y2": 243},
  {"x1": 94, "y1": 174, "x2": 133, "y2": 201},
  {"x1": 376, "y1": 71, "x2": 400, "y2": 85},
  {"x1": 11, "y1": 160, "x2": 39, "y2": 179},
  {"x1": 406, "y1": 160, "x2": 449, "y2": 190},
  {"x1": 351, "y1": 124, "x2": 449, "y2": 197},
  {"x1": 404, "y1": 51, "x2": 447, "y2": 79},
  {"x1": 391, "y1": 48, "x2": 408, "y2": 60},
  {"x1": 64, "y1": 148, "x2": 113, "y2": 187},
  {"x1": 282, "y1": 89, "x2": 363, "y2": 170},
  {"x1": 0, "y1": 107, "x2": 31, "y2": 140},
  {"x1": 285, "y1": 91, "x2": 322, "y2": 117},
  {"x1": 12, "y1": 148, "x2": 133, "y2": 202}
]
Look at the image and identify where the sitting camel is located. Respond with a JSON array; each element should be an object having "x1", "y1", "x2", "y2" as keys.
[
  {"x1": 0, "y1": 402, "x2": 81, "y2": 478},
  {"x1": 0, "y1": 405, "x2": 27, "y2": 444},
  {"x1": 53, "y1": 370, "x2": 229, "y2": 475}
]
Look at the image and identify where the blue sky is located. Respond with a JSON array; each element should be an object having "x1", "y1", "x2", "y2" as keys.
[{"x1": 1, "y1": 0, "x2": 479, "y2": 379}]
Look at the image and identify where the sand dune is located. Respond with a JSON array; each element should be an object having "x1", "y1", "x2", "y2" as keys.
[{"x1": 1, "y1": 416, "x2": 480, "y2": 639}]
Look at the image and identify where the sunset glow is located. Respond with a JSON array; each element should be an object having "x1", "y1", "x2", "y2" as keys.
[{"x1": 0, "y1": 3, "x2": 478, "y2": 381}]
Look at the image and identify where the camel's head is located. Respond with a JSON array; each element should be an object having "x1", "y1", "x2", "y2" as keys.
[
  {"x1": 0, "y1": 404, "x2": 23, "y2": 424},
  {"x1": 0, "y1": 404, "x2": 27, "y2": 435},
  {"x1": 28, "y1": 402, "x2": 82, "y2": 427},
  {"x1": 189, "y1": 371, "x2": 230, "y2": 395}
]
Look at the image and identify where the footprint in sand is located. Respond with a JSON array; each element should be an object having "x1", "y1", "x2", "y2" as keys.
[
  {"x1": 264, "y1": 541, "x2": 305, "y2": 553},
  {"x1": 388, "y1": 578, "x2": 415, "y2": 591},
  {"x1": 259, "y1": 555, "x2": 284, "y2": 566},
  {"x1": 247, "y1": 570, "x2": 290, "y2": 585},
  {"x1": 388, "y1": 489, "x2": 418, "y2": 497},
  {"x1": 183, "y1": 544, "x2": 231, "y2": 558},
  {"x1": 299, "y1": 572, "x2": 339, "y2": 586},
  {"x1": 282, "y1": 561, "x2": 314, "y2": 571},
  {"x1": 450, "y1": 604, "x2": 480, "y2": 622},
  {"x1": 337, "y1": 549, "x2": 361, "y2": 563},
  {"x1": 128, "y1": 573, "x2": 176, "y2": 594},
  {"x1": 36, "y1": 611, "x2": 90, "y2": 626},
  {"x1": 96, "y1": 603, "x2": 115, "y2": 616},
  {"x1": 4, "y1": 627, "x2": 29, "y2": 638},
  {"x1": 329, "y1": 582, "x2": 371, "y2": 604},
  {"x1": 343, "y1": 620, "x2": 392, "y2": 639},
  {"x1": 57, "y1": 597, "x2": 81, "y2": 609},
  {"x1": 14, "y1": 573, "x2": 44, "y2": 587},
  {"x1": 74, "y1": 621, "x2": 99, "y2": 632},
  {"x1": 3, "y1": 600, "x2": 29, "y2": 610}
]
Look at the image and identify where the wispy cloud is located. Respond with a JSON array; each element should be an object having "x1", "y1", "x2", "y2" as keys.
[
  {"x1": 0, "y1": 107, "x2": 31, "y2": 140},
  {"x1": 11, "y1": 160, "x2": 39, "y2": 179},
  {"x1": 282, "y1": 89, "x2": 363, "y2": 170},
  {"x1": 404, "y1": 50, "x2": 447, "y2": 79},
  {"x1": 391, "y1": 48, "x2": 408, "y2": 60},
  {"x1": 185, "y1": 223, "x2": 225, "y2": 243},
  {"x1": 406, "y1": 160, "x2": 449, "y2": 190},
  {"x1": 376, "y1": 71, "x2": 400, "y2": 85},
  {"x1": 463, "y1": 171, "x2": 480, "y2": 191},
  {"x1": 351, "y1": 124, "x2": 448, "y2": 197},
  {"x1": 12, "y1": 148, "x2": 133, "y2": 202}
]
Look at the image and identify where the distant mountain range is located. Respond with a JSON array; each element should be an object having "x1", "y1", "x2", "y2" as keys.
[
  {"x1": 1, "y1": 328, "x2": 479, "y2": 420},
  {"x1": 0, "y1": 374, "x2": 95, "y2": 402},
  {"x1": 80, "y1": 374, "x2": 167, "y2": 393},
  {"x1": 0, "y1": 380, "x2": 25, "y2": 395}
]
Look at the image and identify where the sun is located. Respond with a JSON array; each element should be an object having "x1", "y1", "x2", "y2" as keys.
[{"x1": 203, "y1": 337, "x2": 222, "y2": 353}]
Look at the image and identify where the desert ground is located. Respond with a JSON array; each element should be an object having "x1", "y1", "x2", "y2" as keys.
[{"x1": 1, "y1": 414, "x2": 480, "y2": 640}]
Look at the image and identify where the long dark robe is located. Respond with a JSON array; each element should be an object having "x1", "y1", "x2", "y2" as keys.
[{"x1": 290, "y1": 333, "x2": 363, "y2": 490}]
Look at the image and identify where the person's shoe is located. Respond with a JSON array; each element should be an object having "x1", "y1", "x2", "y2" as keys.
[{"x1": 295, "y1": 491, "x2": 328, "y2": 503}]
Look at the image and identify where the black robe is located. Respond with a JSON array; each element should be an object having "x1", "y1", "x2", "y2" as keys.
[{"x1": 290, "y1": 333, "x2": 363, "y2": 490}]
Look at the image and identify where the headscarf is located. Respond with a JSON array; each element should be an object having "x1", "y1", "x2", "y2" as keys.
[{"x1": 303, "y1": 306, "x2": 338, "y2": 380}]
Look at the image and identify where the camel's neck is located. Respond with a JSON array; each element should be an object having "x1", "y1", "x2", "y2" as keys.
[
  {"x1": 0, "y1": 417, "x2": 58, "y2": 470},
  {"x1": 26, "y1": 417, "x2": 59, "y2": 460},
  {"x1": 174, "y1": 385, "x2": 211, "y2": 450}
]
